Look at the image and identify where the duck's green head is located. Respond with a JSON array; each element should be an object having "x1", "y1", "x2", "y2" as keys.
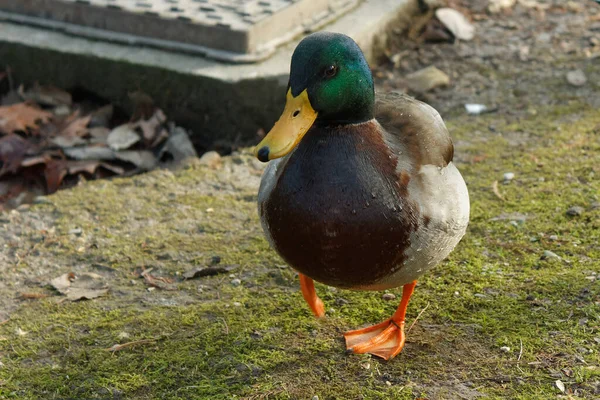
[{"x1": 254, "y1": 32, "x2": 374, "y2": 162}]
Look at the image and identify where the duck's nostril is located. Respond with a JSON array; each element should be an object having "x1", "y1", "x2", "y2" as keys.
[
  {"x1": 292, "y1": 110, "x2": 300, "y2": 117},
  {"x1": 257, "y1": 146, "x2": 270, "y2": 162}
]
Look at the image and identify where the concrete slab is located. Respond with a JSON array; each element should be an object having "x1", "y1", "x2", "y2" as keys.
[
  {"x1": 0, "y1": 0, "x2": 418, "y2": 152},
  {"x1": 0, "y1": 0, "x2": 360, "y2": 62}
]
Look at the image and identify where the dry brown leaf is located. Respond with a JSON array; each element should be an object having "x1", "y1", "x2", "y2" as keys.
[
  {"x1": 50, "y1": 272, "x2": 75, "y2": 293},
  {"x1": 0, "y1": 134, "x2": 31, "y2": 177},
  {"x1": 67, "y1": 160, "x2": 125, "y2": 176},
  {"x1": 19, "y1": 84, "x2": 72, "y2": 107},
  {"x1": 60, "y1": 114, "x2": 91, "y2": 138},
  {"x1": 50, "y1": 272, "x2": 109, "y2": 301},
  {"x1": 44, "y1": 159, "x2": 69, "y2": 194},
  {"x1": 142, "y1": 270, "x2": 176, "y2": 291},
  {"x1": 0, "y1": 102, "x2": 52, "y2": 134},
  {"x1": 134, "y1": 108, "x2": 166, "y2": 142},
  {"x1": 89, "y1": 104, "x2": 114, "y2": 128}
]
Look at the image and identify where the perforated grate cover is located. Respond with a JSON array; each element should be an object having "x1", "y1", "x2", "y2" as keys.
[{"x1": 0, "y1": 0, "x2": 360, "y2": 62}]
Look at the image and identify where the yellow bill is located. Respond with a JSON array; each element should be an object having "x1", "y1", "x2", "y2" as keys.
[{"x1": 254, "y1": 88, "x2": 317, "y2": 162}]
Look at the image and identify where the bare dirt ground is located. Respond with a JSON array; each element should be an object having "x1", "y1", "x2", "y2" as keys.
[{"x1": 0, "y1": 1, "x2": 599, "y2": 399}]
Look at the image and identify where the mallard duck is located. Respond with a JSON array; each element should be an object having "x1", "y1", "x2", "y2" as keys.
[{"x1": 253, "y1": 32, "x2": 470, "y2": 360}]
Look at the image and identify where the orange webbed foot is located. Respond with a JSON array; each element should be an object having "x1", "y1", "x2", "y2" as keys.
[
  {"x1": 344, "y1": 319, "x2": 405, "y2": 360},
  {"x1": 344, "y1": 280, "x2": 417, "y2": 360}
]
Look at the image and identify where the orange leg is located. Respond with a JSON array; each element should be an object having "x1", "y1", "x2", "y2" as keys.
[
  {"x1": 344, "y1": 281, "x2": 417, "y2": 360},
  {"x1": 299, "y1": 273, "x2": 325, "y2": 318}
]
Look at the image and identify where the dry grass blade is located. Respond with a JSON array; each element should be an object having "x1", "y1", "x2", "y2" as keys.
[
  {"x1": 492, "y1": 180, "x2": 505, "y2": 201},
  {"x1": 407, "y1": 302, "x2": 430, "y2": 333},
  {"x1": 105, "y1": 338, "x2": 157, "y2": 352}
]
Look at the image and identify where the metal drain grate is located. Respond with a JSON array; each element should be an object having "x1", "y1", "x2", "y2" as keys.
[{"x1": 0, "y1": 0, "x2": 360, "y2": 62}]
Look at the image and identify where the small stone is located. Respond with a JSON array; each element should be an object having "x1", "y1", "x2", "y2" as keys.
[
  {"x1": 555, "y1": 379, "x2": 566, "y2": 393},
  {"x1": 382, "y1": 293, "x2": 396, "y2": 301},
  {"x1": 465, "y1": 104, "x2": 488, "y2": 115},
  {"x1": 406, "y1": 66, "x2": 450, "y2": 93},
  {"x1": 488, "y1": 0, "x2": 516, "y2": 13},
  {"x1": 541, "y1": 250, "x2": 561, "y2": 261},
  {"x1": 500, "y1": 346, "x2": 510, "y2": 353},
  {"x1": 503, "y1": 172, "x2": 515, "y2": 182},
  {"x1": 385, "y1": 381, "x2": 392, "y2": 386},
  {"x1": 230, "y1": 278, "x2": 241, "y2": 287},
  {"x1": 549, "y1": 235, "x2": 558, "y2": 241},
  {"x1": 233, "y1": 302, "x2": 242, "y2": 307},
  {"x1": 566, "y1": 206, "x2": 584, "y2": 216},
  {"x1": 68, "y1": 228, "x2": 83, "y2": 236},
  {"x1": 33, "y1": 196, "x2": 52, "y2": 205},
  {"x1": 566, "y1": 70, "x2": 586, "y2": 87},
  {"x1": 435, "y1": 8, "x2": 475, "y2": 41},
  {"x1": 335, "y1": 298, "x2": 349, "y2": 306},
  {"x1": 312, "y1": 396, "x2": 319, "y2": 400},
  {"x1": 206, "y1": 208, "x2": 214, "y2": 213},
  {"x1": 198, "y1": 151, "x2": 222, "y2": 168}
]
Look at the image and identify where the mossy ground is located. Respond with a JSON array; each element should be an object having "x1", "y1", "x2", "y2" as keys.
[
  {"x1": 1, "y1": 2, "x2": 600, "y2": 397},
  {"x1": 0, "y1": 99, "x2": 598, "y2": 399}
]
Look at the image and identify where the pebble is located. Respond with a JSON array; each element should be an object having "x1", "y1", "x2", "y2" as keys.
[
  {"x1": 435, "y1": 8, "x2": 475, "y2": 41},
  {"x1": 406, "y1": 66, "x2": 450, "y2": 93},
  {"x1": 542, "y1": 250, "x2": 561, "y2": 261},
  {"x1": 233, "y1": 302, "x2": 242, "y2": 307},
  {"x1": 335, "y1": 298, "x2": 349, "y2": 306},
  {"x1": 230, "y1": 278, "x2": 241, "y2": 287},
  {"x1": 503, "y1": 172, "x2": 515, "y2": 182},
  {"x1": 312, "y1": 396, "x2": 319, "y2": 400},
  {"x1": 198, "y1": 151, "x2": 222, "y2": 168},
  {"x1": 33, "y1": 196, "x2": 52, "y2": 205},
  {"x1": 382, "y1": 293, "x2": 396, "y2": 301},
  {"x1": 500, "y1": 346, "x2": 511, "y2": 353},
  {"x1": 549, "y1": 235, "x2": 558, "y2": 241},
  {"x1": 566, "y1": 206, "x2": 584, "y2": 216},
  {"x1": 465, "y1": 104, "x2": 488, "y2": 115},
  {"x1": 566, "y1": 70, "x2": 587, "y2": 87}
]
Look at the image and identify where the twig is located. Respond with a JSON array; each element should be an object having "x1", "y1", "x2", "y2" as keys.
[
  {"x1": 18, "y1": 292, "x2": 48, "y2": 300},
  {"x1": 492, "y1": 180, "x2": 505, "y2": 201},
  {"x1": 105, "y1": 338, "x2": 157, "y2": 352},
  {"x1": 407, "y1": 302, "x2": 430, "y2": 333},
  {"x1": 0, "y1": 318, "x2": 10, "y2": 326}
]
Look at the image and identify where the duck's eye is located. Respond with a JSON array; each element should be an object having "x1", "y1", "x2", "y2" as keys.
[{"x1": 324, "y1": 65, "x2": 337, "y2": 78}]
